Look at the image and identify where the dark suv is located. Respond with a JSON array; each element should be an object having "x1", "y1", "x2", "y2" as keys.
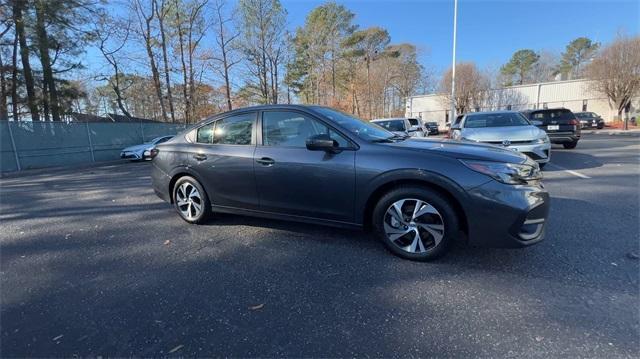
[
  {"x1": 151, "y1": 105, "x2": 549, "y2": 261},
  {"x1": 521, "y1": 108, "x2": 581, "y2": 149}
]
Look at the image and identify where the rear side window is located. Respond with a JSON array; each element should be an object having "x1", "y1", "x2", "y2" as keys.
[
  {"x1": 213, "y1": 113, "x2": 254, "y2": 145},
  {"x1": 196, "y1": 113, "x2": 254, "y2": 145},
  {"x1": 407, "y1": 118, "x2": 419, "y2": 126},
  {"x1": 197, "y1": 123, "x2": 214, "y2": 143}
]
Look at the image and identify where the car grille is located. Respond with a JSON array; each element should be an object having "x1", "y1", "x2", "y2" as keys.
[{"x1": 482, "y1": 140, "x2": 534, "y2": 145}]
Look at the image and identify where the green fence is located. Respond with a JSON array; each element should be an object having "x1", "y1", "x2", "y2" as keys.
[{"x1": 0, "y1": 121, "x2": 187, "y2": 172}]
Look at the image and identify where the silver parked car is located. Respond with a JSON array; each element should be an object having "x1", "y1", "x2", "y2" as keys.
[
  {"x1": 371, "y1": 118, "x2": 425, "y2": 137},
  {"x1": 450, "y1": 111, "x2": 551, "y2": 168},
  {"x1": 120, "y1": 135, "x2": 174, "y2": 161}
]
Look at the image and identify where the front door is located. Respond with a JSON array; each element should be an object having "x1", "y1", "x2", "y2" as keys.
[
  {"x1": 189, "y1": 111, "x2": 259, "y2": 210},
  {"x1": 254, "y1": 110, "x2": 356, "y2": 223}
]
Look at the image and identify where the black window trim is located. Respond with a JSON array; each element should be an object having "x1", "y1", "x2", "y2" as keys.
[
  {"x1": 193, "y1": 110, "x2": 258, "y2": 146},
  {"x1": 257, "y1": 109, "x2": 358, "y2": 150}
]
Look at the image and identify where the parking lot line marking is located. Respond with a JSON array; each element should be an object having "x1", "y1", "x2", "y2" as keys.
[{"x1": 547, "y1": 163, "x2": 591, "y2": 179}]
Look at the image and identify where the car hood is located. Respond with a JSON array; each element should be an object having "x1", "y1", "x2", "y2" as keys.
[
  {"x1": 122, "y1": 144, "x2": 152, "y2": 152},
  {"x1": 461, "y1": 126, "x2": 544, "y2": 142},
  {"x1": 386, "y1": 138, "x2": 530, "y2": 164}
]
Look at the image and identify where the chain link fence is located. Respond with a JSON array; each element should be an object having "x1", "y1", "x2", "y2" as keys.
[{"x1": 0, "y1": 121, "x2": 187, "y2": 172}]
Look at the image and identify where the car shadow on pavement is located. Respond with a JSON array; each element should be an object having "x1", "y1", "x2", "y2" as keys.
[{"x1": 545, "y1": 149, "x2": 604, "y2": 171}]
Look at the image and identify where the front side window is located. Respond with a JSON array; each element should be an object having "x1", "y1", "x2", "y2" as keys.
[{"x1": 262, "y1": 111, "x2": 349, "y2": 148}]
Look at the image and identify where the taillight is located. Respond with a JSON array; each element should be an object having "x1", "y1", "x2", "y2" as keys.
[
  {"x1": 149, "y1": 148, "x2": 159, "y2": 159},
  {"x1": 569, "y1": 119, "x2": 579, "y2": 125}
]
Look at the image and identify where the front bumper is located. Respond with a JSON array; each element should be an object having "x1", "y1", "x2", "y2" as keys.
[
  {"x1": 507, "y1": 142, "x2": 551, "y2": 164},
  {"x1": 120, "y1": 151, "x2": 143, "y2": 160},
  {"x1": 464, "y1": 180, "x2": 550, "y2": 248},
  {"x1": 548, "y1": 132, "x2": 580, "y2": 144}
]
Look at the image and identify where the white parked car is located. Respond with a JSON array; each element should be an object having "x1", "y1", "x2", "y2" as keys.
[
  {"x1": 120, "y1": 135, "x2": 173, "y2": 161},
  {"x1": 449, "y1": 111, "x2": 551, "y2": 168},
  {"x1": 371, "y1": 118, "x2": 425, "y2": 137}
]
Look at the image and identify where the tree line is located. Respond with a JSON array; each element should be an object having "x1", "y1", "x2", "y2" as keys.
[
  {"x1": 0, "y1": 1, "x2": 637, "y2": 123},
  {"x1": 0, "y1": 0, "x2": 426, "y2": 123}
]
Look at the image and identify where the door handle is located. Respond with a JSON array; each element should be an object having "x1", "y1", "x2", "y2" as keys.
[
  {"x1": 256, "y1": 157, "x2": 275, "y2": 166},
  {"x1": 193, "y1": 153, "x2": 207, "y2": 161}
]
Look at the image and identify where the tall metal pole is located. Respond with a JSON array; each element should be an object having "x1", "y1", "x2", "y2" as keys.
[{"x1": 450, "y1": 0, "x2": 458, "y2": 122}]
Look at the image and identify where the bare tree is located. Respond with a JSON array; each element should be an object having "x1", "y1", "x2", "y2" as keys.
[
  {"x1": 211, "y1": 0, "x2": 240, "y2": 110},
  {"x1": 95, "y1": 14, "x2": 132, "y2": 118},
  {"x1": 586, "y1": 35, "x2": 640, "y2": 130},
  {"x1": 133, "y1": 0, "x2": 168, "y2": 122},
  {"x1": 439, "y1": 62, "x2": 489, "y2": 114},
  {"x1": 154, "y1": 0, "x2": 176, "y2": 122}
]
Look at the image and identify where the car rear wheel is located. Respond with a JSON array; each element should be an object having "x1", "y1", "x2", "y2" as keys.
[
  {"x1": 173, "y1": 176, "x2": 211, "y2": 224},
  {"x1": 372, "y1": 187, "x2": 458, "y2": 261},
  {"x1": 563, "y1": 141, "x2": 578, "y2": 149}
]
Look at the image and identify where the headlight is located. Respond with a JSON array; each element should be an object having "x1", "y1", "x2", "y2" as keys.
[
  {"x1": 535, "y1": 136, "x2": 549, "y2": 144},
  {"x1": 460, "y1": 160, "x2": 541, "y2": 184}
]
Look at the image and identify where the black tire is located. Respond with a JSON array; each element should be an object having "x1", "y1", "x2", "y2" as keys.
[
  {"x1": 372, "y1": 186, "x2": 459, "y2": 261},
  {"x1": 563, "y1": 141, "x2": 578, "y2": 149},
  {"x1": 173, "y1": 176, "x2": 212, "y2": 224},
  {"x1": 597, "y1": 124, "x2": 604, "y2": 129}
]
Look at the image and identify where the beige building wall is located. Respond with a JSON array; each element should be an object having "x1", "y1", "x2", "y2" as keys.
[{"x1": 406, "y1": 79, "x2": 640, "y2": 129}]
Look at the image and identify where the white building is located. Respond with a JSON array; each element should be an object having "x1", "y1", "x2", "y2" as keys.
[{"x1": 405, "y1": 79, "x2": 640, "y2": 129}]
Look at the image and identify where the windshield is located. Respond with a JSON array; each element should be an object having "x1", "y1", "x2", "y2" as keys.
[
  {"x1": 311, "y1": 107, "x2": 394, "y2": 141},
  {"x1": 373, "y1": 120, "x2": 406, "y2": 132},
  {"x1": 464, "y1": 112, "x2": 531, "y2": 128}
]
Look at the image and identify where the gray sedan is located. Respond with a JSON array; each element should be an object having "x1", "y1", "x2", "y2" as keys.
[
  {"x1": 151, "y1": 105, "x2": 549, "y2": 261},
  {"x1": 450, "y1": 111, "x2": 551, "y2": 168}
]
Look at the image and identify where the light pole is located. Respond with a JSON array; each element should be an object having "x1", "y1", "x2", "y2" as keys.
[{"x1": 450, "y1": 0, "x2": 458, "y2": 123}]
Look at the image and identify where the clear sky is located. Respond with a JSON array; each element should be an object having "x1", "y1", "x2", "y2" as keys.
[{"x1": 282, "y1": 0, "x2": 639, "y2": 72}]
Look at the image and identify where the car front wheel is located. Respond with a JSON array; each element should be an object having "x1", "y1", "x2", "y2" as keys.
[
  {"x1": 372, "y1": 186, "x2": 459, "y2": 261},
  {"x1": 173, "y1": 176, "x2": 211, "y2": 224}
]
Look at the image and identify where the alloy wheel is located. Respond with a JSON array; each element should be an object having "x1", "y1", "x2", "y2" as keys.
[
  {"x1": 176, "y1": 182, "x2": 203, "y2": 219},
  {"x1": 383, "y1": 198, "x2": 445, "y2": 254}
]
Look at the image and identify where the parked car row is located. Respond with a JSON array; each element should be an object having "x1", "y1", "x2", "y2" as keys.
[{"x1": 370, "y1": 117, "x2": 440, "y2": 138}]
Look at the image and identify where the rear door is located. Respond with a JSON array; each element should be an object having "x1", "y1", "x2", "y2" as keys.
[{"x1": 189, "y1": 111, "x2": 259, "y2": 210}]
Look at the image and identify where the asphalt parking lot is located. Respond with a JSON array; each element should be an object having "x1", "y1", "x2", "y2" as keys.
[{"x1": 1, "y1": 133, "x2": 639, "y2": 357}]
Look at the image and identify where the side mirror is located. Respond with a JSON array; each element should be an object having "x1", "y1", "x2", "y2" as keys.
[
  {"x1": 531, "y1": 120, "x2": 543, "y2": 126},
  {"x1": 306, "y1": 134, "x2": 339, "y2": 153}
]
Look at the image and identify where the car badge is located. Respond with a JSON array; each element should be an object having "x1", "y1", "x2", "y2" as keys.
[{"x1": 502, "y1": 140, "x2": 511, "y2": 147}]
